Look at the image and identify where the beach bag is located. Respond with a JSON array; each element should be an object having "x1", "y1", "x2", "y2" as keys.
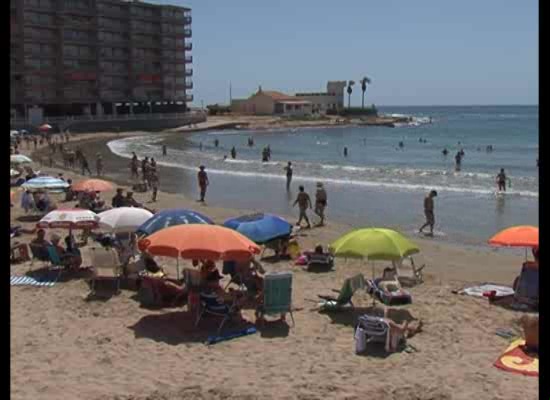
[{"x1": 354, "y1": 326, "x2": 367, "y2": 354}]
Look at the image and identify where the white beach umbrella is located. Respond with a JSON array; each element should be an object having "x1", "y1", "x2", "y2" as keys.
[
  {"x1": 22, "y1": 176, "x2": 69, "y2": 192},
  {"x1": 37, "y1": 208, "x2": 99, "y2": 230},
  {"x1": 10, "y1": 154, "x2": 33, "y2": 165},
  {"x1": 10, "y1": 130, "x2": 19, "y2": 137},
  {"x1": 98, "y1": 207, "x2": 154, "y2": 233},
  {"x1": 10, "y1": 169, "x2": 21, "y2": 178}
]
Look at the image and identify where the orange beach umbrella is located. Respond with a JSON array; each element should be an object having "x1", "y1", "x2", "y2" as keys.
[
  {"x1": 488, "y1": 225, "x2": 539, "y2": 248},
  {"x1": 139, "y1": 224, "x2": 261, "y2": 261},
  {"x1": 72, "y1": 179, "x2": 114, "y2": 192}
]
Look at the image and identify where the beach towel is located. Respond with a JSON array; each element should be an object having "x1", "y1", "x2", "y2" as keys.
[
  {"x1": 494, "y1": 339, "x2": 538, "y2": 377},
  {"x1": 10, "y1": 274, "x2": 58, "y2": 287},
  {"x1": 206, "y1": 326, "x2": 257, "y2": 345},
  {"x1": 461, "y1": 283, "x2": 514, "y2": 298}
]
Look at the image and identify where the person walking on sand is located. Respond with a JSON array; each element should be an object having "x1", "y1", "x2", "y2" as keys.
[
  {"x1": 96, "y1": 153, "x2": 104, "y2": 176},
  {"x1": 293, "y1": 185, "x2": 312, "y2": 229},
  {"x1": 130, "y1": 156, "x2": 139, "y2": 180},
  {"x1": 314, "y1": 182, "x2": 327, "y2": 226},
  {"x1": 284, "y1": 161, "x2": 293, "y2": 190},
  {"x1": 150, "y1": 167, "x2": 159, "y2": 202},
  {"x1": 141, "y1": 157, "x2": 149, "y2": 182},
  {"x1": 197, "y1": 165, "x2": 209, "y2": 202},
  {"x1": 80, "y1": 155, "x2": 92, "y2": 176},
  {"x1": 419, "y1": 190, "x2": 437, "y2": 236}
]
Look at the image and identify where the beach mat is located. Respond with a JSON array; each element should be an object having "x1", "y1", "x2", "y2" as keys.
[
  {"x1": 460, "y1": 283, "x2": 514, "y2": 298},
  {"x1": 11, "y1": 274, "x2": 58, "y2": 287},
  {"x1": 206, "y1": 326, "x2": 257, "y2": 345},
  {"x1": 494, "y1": 339, "x2": 538, "y2": 377}
]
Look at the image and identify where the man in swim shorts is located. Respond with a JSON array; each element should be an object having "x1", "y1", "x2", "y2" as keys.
[
  {"x1": 293, "y1": 185, "x2": 312, "y2": 229},
  {"x1": 496, "y1": 168, "x2": 507, "y2": 192},
  {"x1": 197, "y1": 165, "x2": 209, "y2": 202},
  {"x1": 314, "y1": 182, "x2": 327, "y2": 226},
  {"x1": 419, "y1": 190, "x2": 437, "y2": 236}
]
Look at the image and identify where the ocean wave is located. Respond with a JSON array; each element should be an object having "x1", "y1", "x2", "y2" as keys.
[{"x1": 107, "y1": 136, "x2": 538, "y2": 199}]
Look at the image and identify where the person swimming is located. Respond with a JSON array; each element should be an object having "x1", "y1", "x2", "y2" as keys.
[{"x1": 442, "y1": 148, "x2": 449, "y2": 156}]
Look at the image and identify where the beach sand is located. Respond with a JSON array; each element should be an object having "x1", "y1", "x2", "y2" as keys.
[{"x1": 10, "y1": 132, "x2": 537, "y2": 400}]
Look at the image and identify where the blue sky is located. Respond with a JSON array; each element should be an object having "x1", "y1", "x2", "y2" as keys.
[{"x1": 150, "y1": 0, "x2": 538, "y2": 106}]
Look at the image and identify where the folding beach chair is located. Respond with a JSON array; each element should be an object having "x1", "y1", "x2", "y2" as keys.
[
  {"x1": 356, "y1": 314, "x2": 391, "y2": 348},
  {"x1": 366, "y1": 273, "x2": 412, "y2": 306},
  {"x1": 306, "y1": 253, "x2": 335, "y2": 272},
  {"x1": 393, "y1": 257, "x2": 425, "y2": 286},
  {"x1": 195, "y1": 291, "x2": 241, "y2": 334},
  {"x1": 514, "y1": 263, "x2": 538, "y2": 308},
  {"x1": 317, "y1": 274, "x2": 365, "y2": 311},
  {"x1": 256, "y1": 272, "x2": 295, "y2": 326},
  {"x1": 88, "y1": 247, "x2": 123, "y2": 295},
  {"x1": 47, "y1": 246, "x2": 74, "y2": 270}
]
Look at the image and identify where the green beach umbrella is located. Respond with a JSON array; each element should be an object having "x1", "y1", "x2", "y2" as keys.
[{"x1": 329, "y1": 228, "x2": 419, "y2": 261}]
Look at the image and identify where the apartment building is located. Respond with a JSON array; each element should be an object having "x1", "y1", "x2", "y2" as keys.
[{"x1": 10, "y1": 0, "x2": 193, "y2": 118}]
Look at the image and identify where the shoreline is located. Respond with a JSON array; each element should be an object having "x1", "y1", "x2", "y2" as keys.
[{"x1": 11, "y1": 130, "x2": 537, "y2": 400}]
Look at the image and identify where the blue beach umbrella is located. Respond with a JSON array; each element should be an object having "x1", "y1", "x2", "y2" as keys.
[
  {"x1": 136, "y1": 208, "x2": 214, "y2": 236},
  {"x1": 21, "y1": 176, "x2": 69, "y2": 192},
  {"x1": 223, "y1": 213, "x2": 293, "y2": 244}
]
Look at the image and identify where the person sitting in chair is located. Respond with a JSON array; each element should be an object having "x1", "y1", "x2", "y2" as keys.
[
  {"x1": 31, "y1": 229, "x2": 50, "y2": 249},
  {"x1": 50, "y1": 233, "x2": 82, "y2": 269},
  {"x1": 200, "y1": 270, "x2": 244, "y2": 311}
]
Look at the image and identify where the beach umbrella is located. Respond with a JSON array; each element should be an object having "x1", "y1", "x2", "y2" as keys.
[
  {"x1": 72, "y1": 179, "x2": 114, "y2": 193},
  {"x1": 10, "y1": 169, "x2": 21, "y2": 178},
  {"x1": 10, "y1": 130, "x2": 19, "y2": 137},
  {"x1": 10, "y1": 154, "x2": 33, "y2": 165},
  {"x1": 330, "y1": 228, "x2": 420, "y2": 260},
  {"x1": 22, "y1": 176, "x2": 69, "y2": 192},
  {"x1": 223, "y1": 213, "x2": 293, "y2": 244},
  {"x1": 136, "y1": 208, "x2": 214, "y2": 236},
  {"x1": 39, "y1": 123, "x2": 52, "y2": 132},
  {"x1": 98, "y1": 207, "x2": 154, "y2": 233},
  {"x1": 488, "y1": 226, "x2": 539, "y2": 248},
  {"x1": 139, "y1": 225, "x2": 261, "y2": 279},
  {"x1": 37, "y1": 208, "x2": 99, "y2": 230}
]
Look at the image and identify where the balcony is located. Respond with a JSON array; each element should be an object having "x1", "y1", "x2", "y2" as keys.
[
  {"x1": 185, "y1": 68, "x2": 193, "y2": 76},
  {"x1": 184, "y1": 16, "x2": 192, "y2": 25},
  {"x1": 184, "y1": 28, "x2": 192, "y2": 37},
  {"x1": 184, "y1": 42, "x2": 192, "y2": 51},
  {"x1": 184, "y1": 55, "x2": 193, "y2": 63},
  {"x1": 185, "y1": 94, "x2": 193, "y2": 102},
  {"x1": 185, "y1": 81, "x2": 193, "y2": 89}
]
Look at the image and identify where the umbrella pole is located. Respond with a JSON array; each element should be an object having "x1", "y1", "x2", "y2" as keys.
[
  {"x1": 371, "y1": 261, "x2": 376, "y2": 307},
  {"x1": 176, "y1": 256, "x2": 180, "y2": 281}
]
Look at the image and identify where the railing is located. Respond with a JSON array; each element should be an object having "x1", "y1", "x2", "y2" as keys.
[
  {"x1": 185, "y1": 68, "x2": 193, "y2": 76},
  {"x1": 184, "y1": 29, "x2": 192, "y2": 37},
  {"x1": 185, "y1": 94, "x2": 193, "y2": 102},
  {"x1": 184, "y1": 55, "x2": 193, "y2": 63},
  {"x1": 184, "y1": 42, "x2": 192, "y2": 51},
  {"x1": 184, "y1": 16, "x2": 192, "y2": 24}
]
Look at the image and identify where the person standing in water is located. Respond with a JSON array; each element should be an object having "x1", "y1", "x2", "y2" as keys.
[
  {"x1": 314, "y1": 182, "x2": 327, "y2": 226},
  {"x1": 343, "y1": 147, "x2": 348, "y2": 157},
  {"x1": 419, "y1": 190, "x2": 438, "y2": 236},
  {"x1": 197, "y1": 165, "x2": 209, "y2": 202},
  {"x1": 284, "y1": 161, "x2": 293, "y2": 190},
  {"x1": 231, "y1": 146, "x2": 237, "y2": 159},
  {"x1": 496, "y1": 168, "x2": 509, "y2": 192},
  {"x1": 214, "y1": 138, "x2": 219, "y2": 148},
  {"x1": 293, "y1": 185, "x2": 312, "y2": 229},
  {"x1": 162, "y1": 145, "x2": 167, "y2": 156},
  {"x1": 199, "y1": 142, "x2": 203, "y2": 151},
  {"x1": 455, "y1": 151, "x2": 462, "y2": 170}
]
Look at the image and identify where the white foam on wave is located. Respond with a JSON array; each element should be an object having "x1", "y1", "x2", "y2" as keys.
[{"x1": 108, "y1": 136, "x2": 539, "y2": 199}]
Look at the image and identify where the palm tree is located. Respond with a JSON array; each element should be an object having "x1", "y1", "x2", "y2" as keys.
[
  {"x1": 347, "y1": 80, "x2": 355, "y2": 108},
  {"x1": 360, "y1": 77, "x2": 372, "y2": 109}
]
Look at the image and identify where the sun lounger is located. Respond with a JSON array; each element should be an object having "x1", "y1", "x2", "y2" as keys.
[
  {"x1": 255, "y1": 272, "x2": 295, "y2": 326},
  {"x1": 88, "y1": 247, "x2": 123, "y2": 295},
  {"x1": 366, "y1": 277, "x2": 412, "y2": 306},
  {"x1": 317, "y1": 274, "x2": 365, "y2": 311},
  {"x1": 195, "y1": 291, "x2": 241, "y2": 334}
]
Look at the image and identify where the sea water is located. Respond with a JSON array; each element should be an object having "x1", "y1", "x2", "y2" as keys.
[{"x1": 108, "y1": 105, "x2": 538, "y2": 245}]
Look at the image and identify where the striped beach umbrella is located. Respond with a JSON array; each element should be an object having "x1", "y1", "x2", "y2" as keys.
[
  {"x1": 10, "y1": 154, "x2": 33, "y2": 165},
  {"x1": 39, "y1": 123, "x2": 52, "y2": 132},
  {"x1": 37, "y1": 209, "x2": 99, "y2": 229},
  {"x1": 22, "y1": 176, "x2": 69, "y2": 192}
]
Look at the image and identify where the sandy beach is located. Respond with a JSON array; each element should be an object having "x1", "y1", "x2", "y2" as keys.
[{"x1": 10, "y1": 131, "x2": 537, "y2": 400}]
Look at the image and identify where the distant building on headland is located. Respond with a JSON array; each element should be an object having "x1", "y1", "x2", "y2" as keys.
[{"x1": 231, "y1": 81, "x2": 346, "y2": 116}]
